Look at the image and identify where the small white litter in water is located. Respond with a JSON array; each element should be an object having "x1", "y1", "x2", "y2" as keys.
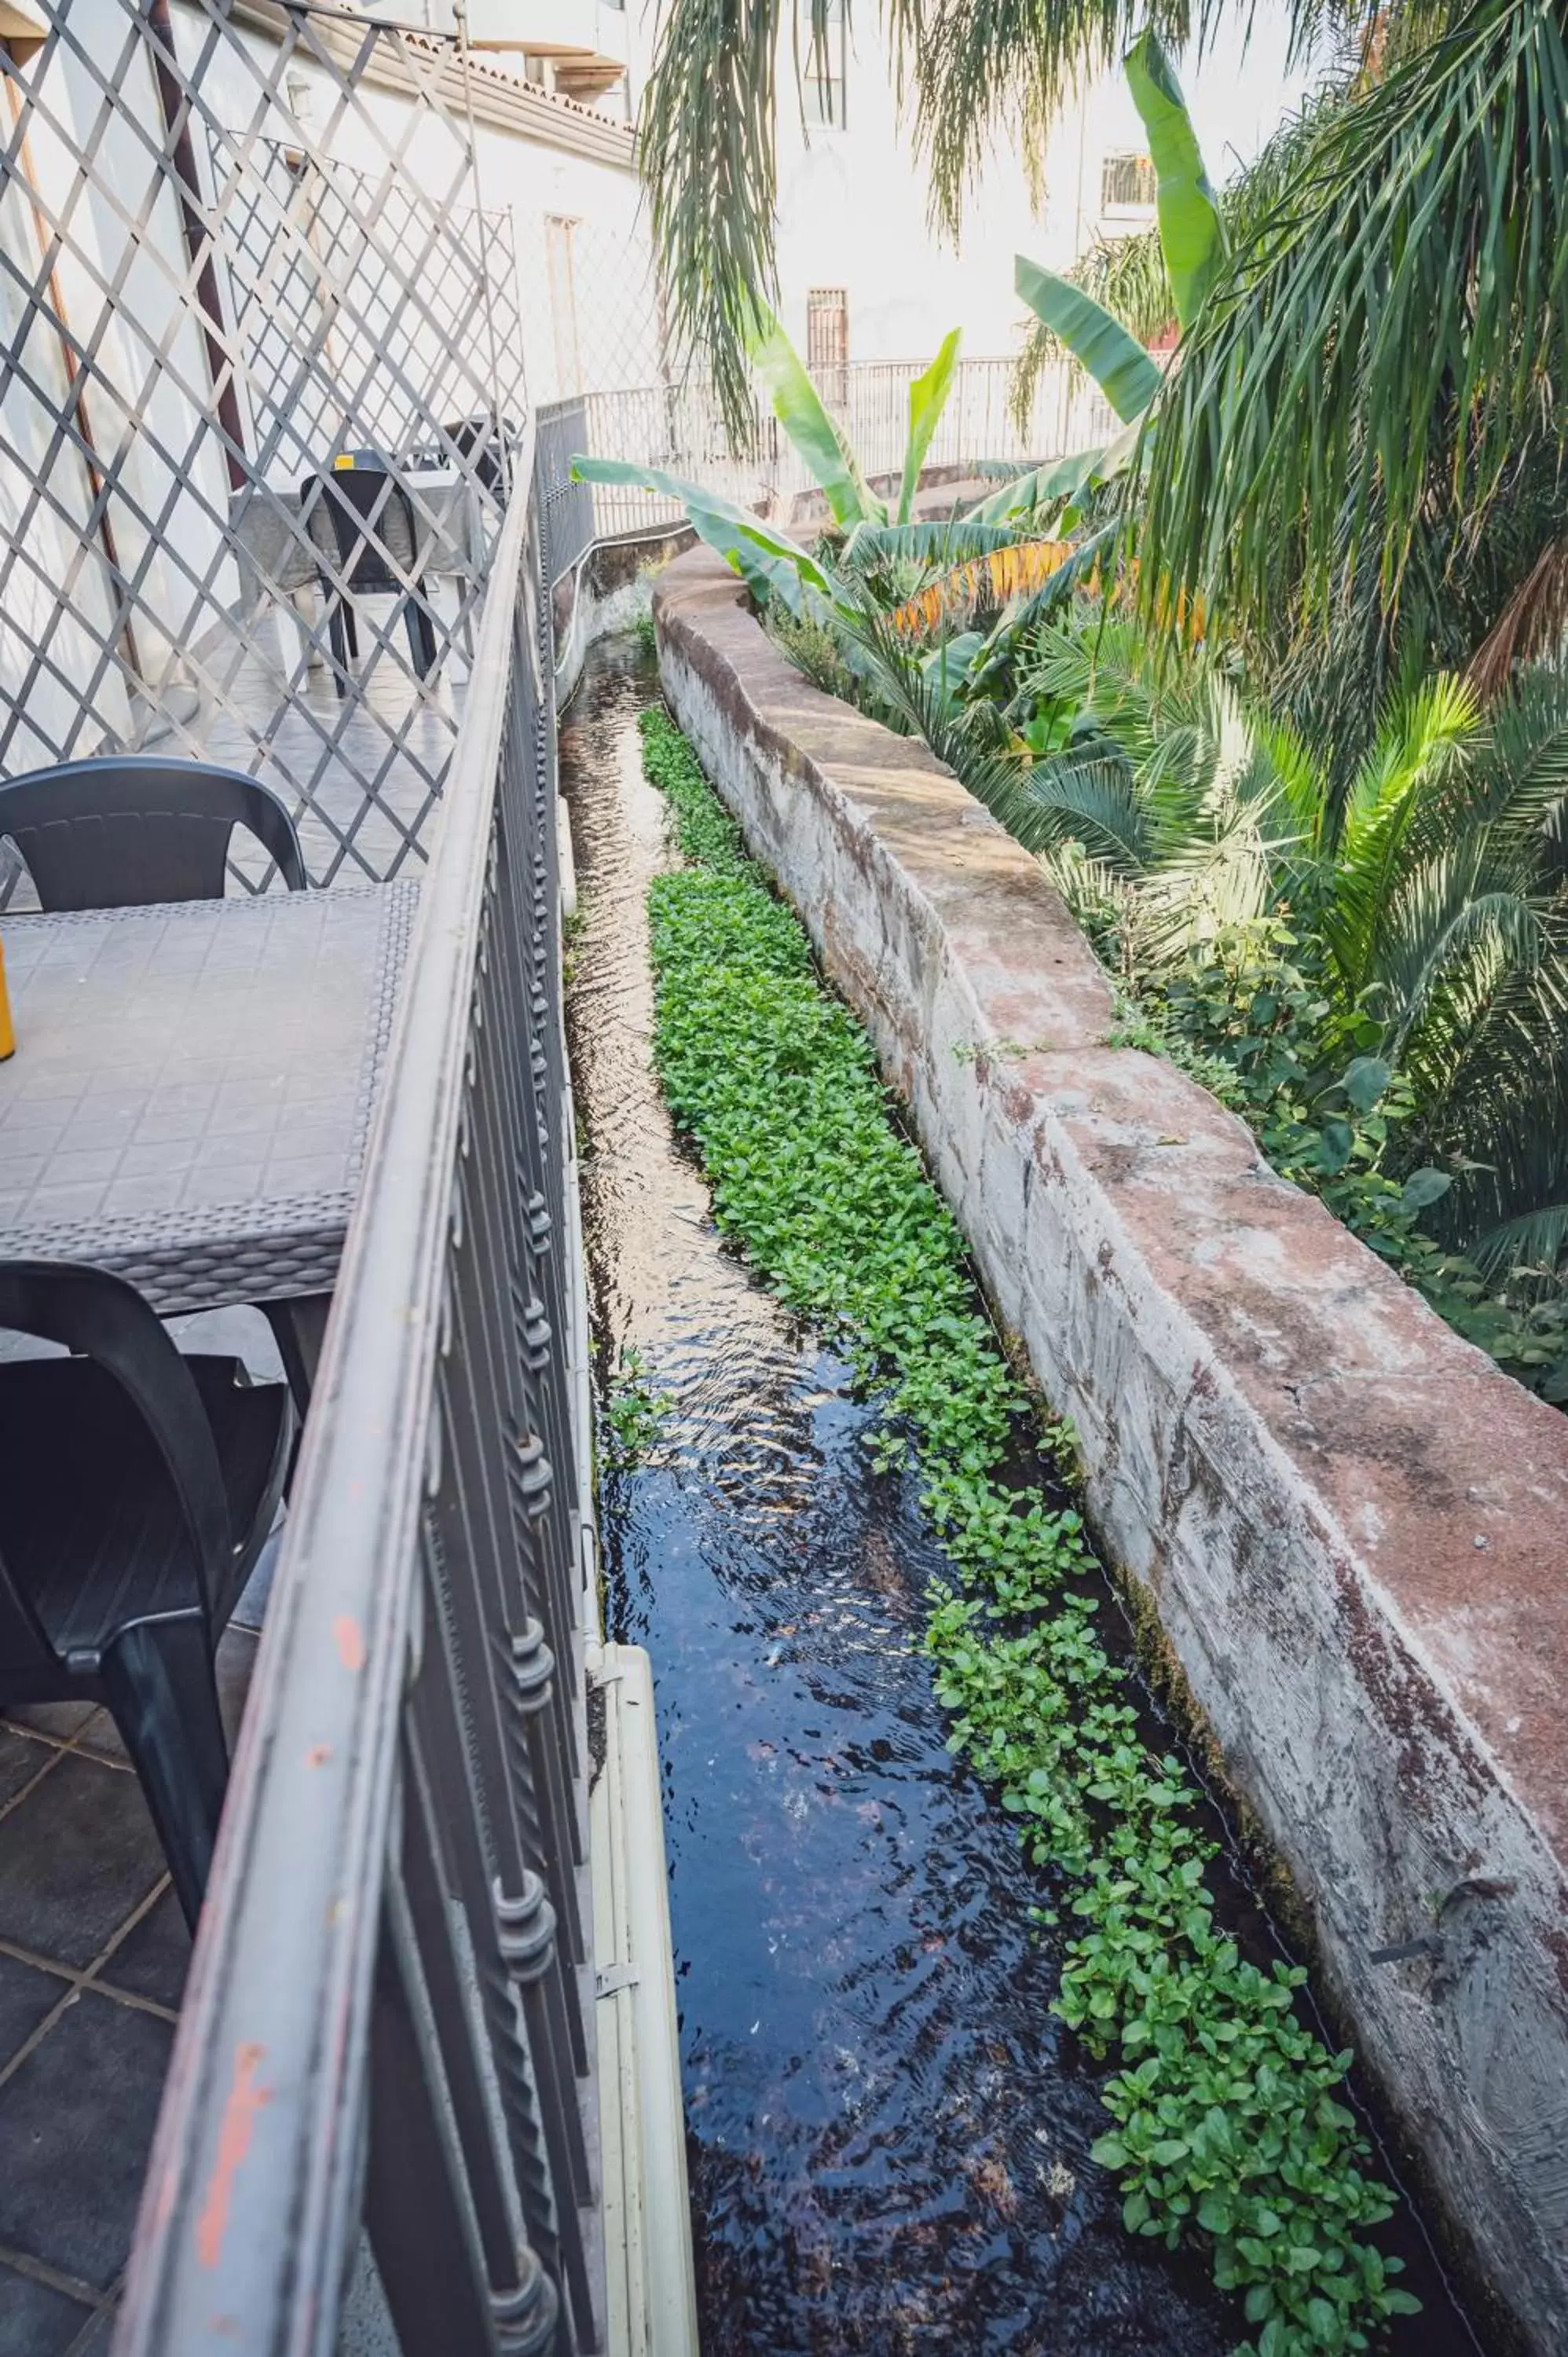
[{"x1": 750, "y1": 2019, "x2": 760, "y2": 2035}]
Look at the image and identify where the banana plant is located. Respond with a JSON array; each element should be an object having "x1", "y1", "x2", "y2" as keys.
[
  {"x1": 568, "y1": 454, "x2": 852, "y2": 619},
  {"x1": 573, "y1": 303, "x2": 965, "y2": 617},
  {"x1": 746, "y1": 302, "x2": 964, "y2": 528},
  {"x1": 992, "y1": 28, "x2": 1224, "y2": 526}
]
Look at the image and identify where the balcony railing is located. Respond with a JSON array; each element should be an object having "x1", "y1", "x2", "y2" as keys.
[
  {"x1": 566, "y1": 356, "x2": 1098, "y2": 543},
  {"x1": 115, "y1": 425, "x2": 603, "y2": 2357}
]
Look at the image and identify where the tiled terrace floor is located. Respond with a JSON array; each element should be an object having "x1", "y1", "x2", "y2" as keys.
[
  {"x1": 2, "y1": 592, "x2": 466, "y2": 912},
  {"x1": 191, "y1": 607, "x2": 467, "y2": 889},
  {"x1": 0, "y1": 1274, "x2": 291, "y2": 2344},
  {"x1": 0, "y1": 1605, "x2": 264, "y2": 2355}
]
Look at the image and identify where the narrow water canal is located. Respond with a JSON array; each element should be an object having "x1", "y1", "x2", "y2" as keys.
[{"x1": 562, "y1": 640, "x2": 1482, "y2": 2357}]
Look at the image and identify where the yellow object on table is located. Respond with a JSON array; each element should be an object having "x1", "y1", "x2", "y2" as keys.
[{"x1": 0, "y1": 935, "x2": 13, "y2": 1061}]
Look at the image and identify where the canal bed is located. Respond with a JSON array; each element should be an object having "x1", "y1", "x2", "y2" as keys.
[{"x1": 561, "y1": 637, "x2": 1482, "y2": 2357}]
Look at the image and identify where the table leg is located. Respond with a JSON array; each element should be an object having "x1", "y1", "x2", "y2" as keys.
[{"x1": 266, "y1": 1292, "x2": 332, "y2": 1417}]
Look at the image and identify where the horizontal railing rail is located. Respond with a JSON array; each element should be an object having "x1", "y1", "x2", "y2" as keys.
[
  {"x1": 115, "y1": 424, "x2": 602, "y2": 2357},
  {"x1": 566, "y1": 357, "x2": 1111, "y2": 543}
]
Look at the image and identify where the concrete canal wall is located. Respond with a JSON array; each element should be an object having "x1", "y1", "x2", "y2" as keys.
[{"x1": 653, "y1": 544, "x2": 1568, "y2": 2355}]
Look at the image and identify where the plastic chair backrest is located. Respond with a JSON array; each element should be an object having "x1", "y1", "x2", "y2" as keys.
[
  {"x1": 0, "y1": 757, "x2": 306, "y2": 911},
  {"x1": 301, "y1": 455, "x2": 419, "y2": 596},
  {"x1": 441, "y1": 413, "x2": 520, "y2": 493},
  {"x1": 0, "y1": 1261, "x2": 234, "y2": 1625}
]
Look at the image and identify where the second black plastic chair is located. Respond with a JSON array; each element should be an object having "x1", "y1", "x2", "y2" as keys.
[
  {"x1": 300, "y1": 455, "x2": 440, "y2": 692},
  {"x1": 0, "y1": 1262, "x2": 294, "y2": 1928}
]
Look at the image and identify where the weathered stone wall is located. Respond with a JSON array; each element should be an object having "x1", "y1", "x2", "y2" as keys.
[{"x1": 654, "y1": 544, "x2": 1568, "y2": 2352}]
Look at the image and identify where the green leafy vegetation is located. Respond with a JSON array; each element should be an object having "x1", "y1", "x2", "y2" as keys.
[
  {"x1": 603, "y1": 1342, "x2": 674, "y2": 1469},
  {"x1": 639, "y1": 702, "x2": 1421, "y2": 2355}
]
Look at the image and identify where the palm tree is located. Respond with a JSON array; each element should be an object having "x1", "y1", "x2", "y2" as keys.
[
  {"x1": 1138, "y1": 0, "x2": 1568, "y2": 656},
  {"x1": 642, "y1": 0, "x2": 1568, "y2": 694},
  {"x1": 1006, "y1": 618, "x2": 1568, "y2": 1248}
]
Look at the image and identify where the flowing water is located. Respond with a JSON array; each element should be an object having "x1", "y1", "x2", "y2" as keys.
[{"x1": 562, "y1": 639, "x2": 1483, "y2": 2357}]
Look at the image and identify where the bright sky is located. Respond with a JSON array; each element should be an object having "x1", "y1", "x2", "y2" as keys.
[{"x1": 1179, "y1": 3, "x2": 1333, "y2": 183}]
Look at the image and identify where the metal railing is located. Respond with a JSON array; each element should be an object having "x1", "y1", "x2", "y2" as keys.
[
  {"x1": 116, "y1": 420, "x2": 603, "y2": 2357},
  {"x1": 569, "y1": 356, "x2": 1104, "y2": 543}
]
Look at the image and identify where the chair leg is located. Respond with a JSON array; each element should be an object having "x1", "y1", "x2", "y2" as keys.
[
  {"x1": 103, "y1": 1614, "x2": 229, "y2": 1933},
  {"x1": 405, "y1": 595, "x2": 438, "y2": 680},
  {"x1": 327, "y1": 593, "x2": 351, "y2": 699}
]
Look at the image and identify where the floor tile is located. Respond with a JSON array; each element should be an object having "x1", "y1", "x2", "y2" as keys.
[
  {"x1": 0, "y1": 1953, "x2": 67, "y2": 2068},
  {"x1": 0, "y1": 1706, "x2": 94, "y2": 1747},
  {"x1": 0, "y1": 1756, "x2": 164, "y2": 1970},
  {"x1": 100, "y1": 1888, "x2": 188, "y2": 2011},
  {"x1": 0, "y1": 2260, "x2": 96, "y2": 2357},
  {"x1": 70, "y1": 1716, "x2": 127, "y2": 1769},
  {"x1": 0, "y1": 1729, "x2": 55, "y2": 1813},
  {"x1": 0, "y1": 1992, "x2": 174, "y2": 2289}
]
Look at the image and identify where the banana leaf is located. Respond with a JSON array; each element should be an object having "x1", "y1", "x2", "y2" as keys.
[
  {"x1": 570, "y1": 455, "x2": 845, "y2": 616},
  {"x1": 841, "y1": 515, "x2": 1065, "y2": 566},
  {"x1": 896, "y1": 328, "x2": 962, "y2": 524},
  {"x1": 969, "y1": 445, "x2": 1109, "y2": 525},
  {"x1": 745, "y1": 304, "x2": 885, "y2": 529},
  {"x1": 1124, "y1": 29, "x2": 1224, "y2": 334},
  {"x1": 1015, "y1": 255, "x2": 1161, "y2": 425}
]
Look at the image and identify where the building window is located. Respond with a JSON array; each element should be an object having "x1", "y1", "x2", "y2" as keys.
[
  {"x1": 806, "y1": 286, "x2": 849, "y2": 395},
  {"x1": 1101, "y1": 152, "x2": 1157, "y2": 210},
  {"x1": 804, "y1": 0, "x2": 847, "y2": 126}
]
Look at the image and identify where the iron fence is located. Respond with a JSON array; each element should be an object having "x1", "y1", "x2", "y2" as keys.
[
  {"x1": 570, "y1": 354, "x2": 1098, "y2": 543},
  {"x1": 115, "y1": 420, "x2": 603, "y2": 2357}
]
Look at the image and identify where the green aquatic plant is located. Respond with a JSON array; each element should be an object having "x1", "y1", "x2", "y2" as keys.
[
  {"x1": 603, "y1": 1342, "x2": 673, "y2": 1470},
  {"x1": 637, "y1": 702, "x2": 1421, "y2": 2356}
]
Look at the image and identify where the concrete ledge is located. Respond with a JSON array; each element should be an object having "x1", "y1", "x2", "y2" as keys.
[{"x1": 654, "y1": 544, "x2": 1568, "y2": 2352}]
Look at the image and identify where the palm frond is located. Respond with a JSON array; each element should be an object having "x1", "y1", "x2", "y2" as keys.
[
  {"x1": 1469, "y1": 1196, "x2": 1568, "y2": 1276},
  {"x1": 887, "y1": 0, "x2": 1200, "y2": 240},
  {"x1": 1014, "y1": 746, "x2": 1151, "y2": 868},
  {"x1": 1140, "y1": 0, "x2": 1568, "y2": 637},
  {"x1": 1469, "y1": 540, "x2": 1568, "y2": 701},
  {"x1": 638, "y1": 0, "x2": 786, "y2": 440},
  {"x1": 1325, "y1": 674, "x2": 1478, "y2": 990}
]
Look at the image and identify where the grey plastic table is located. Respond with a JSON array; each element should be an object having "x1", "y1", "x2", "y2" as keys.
[{"x1": 0, "y1": 885, "x2": 417, "y2": 1348}]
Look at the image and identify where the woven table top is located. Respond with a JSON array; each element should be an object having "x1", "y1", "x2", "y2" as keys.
[{"x1": 0, "y1": 883, "x2": 417, "y2": 1314}]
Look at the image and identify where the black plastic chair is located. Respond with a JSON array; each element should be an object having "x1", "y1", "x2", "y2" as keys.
[
  {"x1": 300, "y1": 453, "x2": 439, "y2": 691},
  {"x1": 0, "y1": 756, "x2": 306, "y2": 911},
  {"x1": 438, "y1": 412, "x2": 522, "y2": 495},
  {"x1": 0, "y1": 1263, "x2": 293, "y2": 1928}
]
